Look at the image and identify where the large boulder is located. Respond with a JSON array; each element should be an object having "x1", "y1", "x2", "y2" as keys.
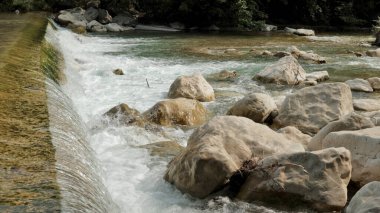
[
  {"x1": 346, "y1": 181, "x2": 380, "y2": 213},
  {"x1": 308, "y1": 112, "x2": 374, "y2": 151},
  {"x1": 277, "y1": 126, "x2": 311, "y2": 148},
  {"x1": 168, "y1": 74, "x2": 215, "y2": 102},
  {"x1": 236, "y1": 147, "x2": 351, "y2": 212},
  {"x1": 322, "y1": 127, "x2": 380, "y2": 186},
  {"x1": 353, "y1": 99, "x2": 380, "y2": 112},
  {"x1": 274, "y1": 83, "x2": 354, "y2": 135},
  {"x1": 345, "y1": 78, "x2": 373, "y2": 92},
  {"x1": 57, "y1": 7, "x2": 87, "y2": 28},
  {"x1": 368, "y1": 77, "x2": 380, "y2": 90},
  {"x1": 143, "y1": 98, "x2": 207, "y2": 127},
  {"x1": 98, "y1": 9, "x2": 112, "y2": 24},
  {"x1": 164, "y1": 116, "x2": 305, "y2": 198},
  {"x1": 227, "y1": 93, "x2": 278, "y2": 123},
  {"x1": 253, "y1": 56, "x2": 306, "y2": 85}
]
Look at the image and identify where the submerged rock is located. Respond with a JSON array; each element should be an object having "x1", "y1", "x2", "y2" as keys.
[
  {"x1": 227, "y1": 93, "x2": 278, "y2": 124},
  {"x1": 353, "y1": 99, "x2": 380, "y2": 111},
  {"x1": 289, "y1": 46, "x2": 326, "y2": 64},
  {"x1": 345, "y1": 78, "x2": 373, "y2": 92},
  {"x1": 274, "y1": 83, "x2": 354, "y2": 134},
  {"x1": 346, "y1": 181, "x2": 380, "y2": 213},
  {"x1": 170, "y1": 22, "x2": 185, "y2": 30},
  {"x1": 104, "y1": 103, "x2": 142, "y2": 125},
  {"x1": 143, "y1": 98, "x2": 207, "y2": 127},
  {"x1": 305, "y1": 71, "x2": 329, "y2": 82},
  {"x1": 139, "y1": 141, "x2": 184, "y2": 158},
  {"x1": 164, "y1": 116, "x2": 304, "y2": 198},
  {"x1": 168, "y1": 74, "x2": 215, "y2": 102},
  {"x1": 322, "y1": 127, "x2": 380, "y2": 186},
  {"x1": 253, "y1": 56, "x2": 306, "y2": 85},
  {"x1": 207, "y1": 70, "x2": 238, "y2": 82},
  {"x1": 113, "y1": 68, "x2": 124, "y2": 75},
  {"x1": 308, "y1": 112, "x2": 374, "y2": 151},
  {"x1": 236, "y1": 148, "x2": 351, "y2": 212}
]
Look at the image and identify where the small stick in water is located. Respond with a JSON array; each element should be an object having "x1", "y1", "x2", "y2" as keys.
[{"x1": 146, "y1": 78, "x2": 150, "y2": 88}]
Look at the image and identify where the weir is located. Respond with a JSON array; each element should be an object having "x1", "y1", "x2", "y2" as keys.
[{"x1": 0, "y1": 13, "x2": 117, "y2": 212}]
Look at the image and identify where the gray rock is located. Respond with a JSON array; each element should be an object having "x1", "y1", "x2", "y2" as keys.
[
  {"x1": 164, "y1": 116, "x2": 305, "y2": 198},
  {"x1": 323, "y1": 127, "x2": 380, "y2": 185},
  {"x1": 308, "y1": 112, "x2": 374, "y2": 151},
  {"x1": 237, "y1": 147, "x2": 351, "y2": 212},
  {"x1": 274, "y1": 83, "x2": 354, "y2": 135},
  {"x1": 87, "y1": 20, "x2": 107, "y2": 32},
  {"x1": 346, "y1": 181, "x2": 380, "y2": 213},
  {"x1": 86, "y1": 0, "x2": 100, "y2": 8},
  {"x1": 345, "y1": 78, "x2": 373, "y2": 92},
  {"x1": 84, "y1": 7, "x2": 98, "y2": 22},
  {"x1": 284, "y1": 27, "x2": 296, "y2": 33},
  {"x1": 57, "y1": 7, "x2": 87, "y2": 28},
  {"x1": 353, "y1": 99, "x2": 380, "y2": 111},
  {"x1": 253, "y1": 56, "x2": 306, "y2": 85},
  {"x1": 105, "y1": 23, "x2": 133, "y2": 32},
  {"x1": 294, "y1": 28, "x2": 315, "y2": 36},
  {"x1": 261, "y1": 24, "x2": 277, "y2": 32},
  {"x1": 98, "y1": 9, "x2": 112, "y2": 24}
]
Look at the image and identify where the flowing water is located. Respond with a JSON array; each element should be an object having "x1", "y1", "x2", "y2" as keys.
[{"x1": 44, "y1": 25, "x2": 380, "y2": 212}]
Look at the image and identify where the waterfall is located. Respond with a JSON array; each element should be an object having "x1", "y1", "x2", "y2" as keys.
[{"x1": 44, "y1": 24, "x2": 119, "y2": 213}]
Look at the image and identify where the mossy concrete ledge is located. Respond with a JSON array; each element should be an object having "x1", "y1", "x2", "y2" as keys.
[{"x1": 0, "y1": 13, "x2": 61, "y2": 212}]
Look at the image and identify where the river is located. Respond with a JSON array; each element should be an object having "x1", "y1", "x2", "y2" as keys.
[{"x1": 43, "y1": 23, "x2": 380, "y2": 212}]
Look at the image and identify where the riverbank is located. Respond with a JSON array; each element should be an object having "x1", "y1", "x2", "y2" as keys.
[{"x1": 0, "y1": 13, "x2": 61, "y2": 212}]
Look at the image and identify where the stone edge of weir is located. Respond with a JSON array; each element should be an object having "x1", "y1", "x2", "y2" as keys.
[{"x1": 0, "y1": 12, "x2": 61, "y2": 212}]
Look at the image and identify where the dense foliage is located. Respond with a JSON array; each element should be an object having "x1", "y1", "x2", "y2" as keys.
[{"x1": 1, "y1": 0, "x2": 380, "y2": 29}]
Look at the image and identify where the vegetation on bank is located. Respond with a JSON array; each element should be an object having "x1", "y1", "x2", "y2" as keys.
[{"x1": 1, "y1": 0, "x2": 380, "y2": 29}]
